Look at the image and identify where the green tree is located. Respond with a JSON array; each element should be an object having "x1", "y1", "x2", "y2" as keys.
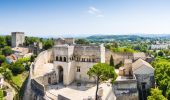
[
  {"x1": 0, "y1": 55, "x2": 6, "y2": 65},
  {"x1": 87, "y1": 63, "x2": 117, "y2": 100},
  {"x1": 43, "y1": 39, "x2": 54, "y2": 50},
  {"x1": 2, "y1": 46, "x2": 13, "y2": 56},
  {"x1": 75, "y1": 39, "x2": 89, "y2": 45},
  {"x1": 148, "y1": 88, "x2": 167, "y2": 100},
  {"x1": 105, "y1": 44, "x2": 112, "y2": 49},
  {"x1": 152, "y1": 58, "x2": 170, "y2": 99},
  {"x1": 5, "y1": 35, "x2": 11, "y2": 46},
  {"x1": 10, "y1": 61, "x2": 25, "y2": 75},
  {"x1": 24, "y1": 36, "x2": 40, "y2": 46},
  {"x1": 0, "y1": 36, "x2": 6, "y2": 48},
  {"x1": 112, "y1": 42, "x2": 118, "y2": 48},
  {"x1": 155, "y1": 63, "x2": 170, "y2": 99},
  {"x1": 158, "y1": 51, "x2": 164, "y2": 57},
  {"x1": 4, "y1": 69, "x2": 12, "y2": 80},
  {"x1": 109, "y1": 55, "x2": 114, "y2": 67},
  {"x1": 0, "y1": 63, "x2": 9, "y2": 73},
  {"x1": 30, "y1": 55, "x2": 36, "y2": 62},
  {"x1": 0, "y1": 63, "x2": 12, "y2": 80},
  {"x1": 132, "y1": 43, "x2": 148, "y2": 52}
]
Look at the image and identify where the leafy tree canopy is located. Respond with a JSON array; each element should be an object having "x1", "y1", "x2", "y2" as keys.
[
  {"x1": 5, "y1": 35, "x2": 11, "y2": 46},
  {"x1": 43, "y1": 39, "x2": 54, "y2": 50},
  {"x1": 10, "y1": 61, "x2": 25, "y2": 75},
  {"x1": 157, "y1": 50, "x2": 164, "y2": 57},
  {"x1": 0, "y1": 36, "x2": 6, "y2": 48},
  {"x1": 87, "y1": 63, "x2": 117, "y2": 83},
  {"x1": 152, "y1": 57, "x2": 170, "y2": 99},
  {"x1": 148, "y1": 88, "x2": 167, "y2": 100},
  {"x1": 0, "y1": 55, "x2": 6, "y2": 65},
  {"x1": 75, "y1": 39, "x2": 90, "y2": 45},
  {"x1": 24, "y1": 36, "x2": 40, "y2": 46},
  {"x1": 87, "y1": 63, "x2": 117, "y2": 100},
  {"x1": 2, "y1": 46, "x2": 13, "y2": 56}
]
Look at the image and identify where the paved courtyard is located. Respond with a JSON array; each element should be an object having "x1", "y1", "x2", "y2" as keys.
[{"x1": 45, "y1": 82, "x2": 113, "y2": 100}]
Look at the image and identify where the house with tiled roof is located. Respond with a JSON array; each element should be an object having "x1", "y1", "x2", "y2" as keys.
[{"x1": 132, "y1": 59, "x2": 155, "y2": 100}]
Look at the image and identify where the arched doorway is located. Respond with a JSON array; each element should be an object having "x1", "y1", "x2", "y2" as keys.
[
  {"x1": 48, "y1": 77, "x2": 51, "y2": 84},
  {"x1": 58, "y1": 66, "x2": 63, "y2": 83}
]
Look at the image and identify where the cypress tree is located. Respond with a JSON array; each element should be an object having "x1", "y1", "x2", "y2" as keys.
[{"x1": 110, "y1": 55, "x2": 114, "y2": 67}]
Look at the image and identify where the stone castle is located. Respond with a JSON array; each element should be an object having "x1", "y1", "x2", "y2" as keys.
[
  {"x1": 25, "y1": 37, "x2": 154, "y2": 100},
  {"x1": 11, "y1": 32, "x2": 25, "y2": 47},
  {"x1": 30, "y1": 38, "x2": 106, "y2": 99}
]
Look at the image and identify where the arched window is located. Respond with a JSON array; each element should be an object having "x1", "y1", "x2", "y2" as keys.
[
  {"x1": 48, "y1": 77, "x2": 51, "y2": 84},
  {"x1": 60, "y1": 56, "x2": 62, "y2": 61},
  {"x1": 77, "y1": 66, "x2": 80, "y2": 72},
  {"x1": 64, "y1": 57, "x2": 67, "y2": 62},
  {"x1": 56, "y1": 56, "x2": 58, "y2": 61},
  {"x1": 92, "y1": 59, "x2": 95, "y2": 62}
]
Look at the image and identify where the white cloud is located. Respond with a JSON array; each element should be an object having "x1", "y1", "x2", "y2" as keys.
[
  {"x1": 88, "y1": 6, "x2": 104, "y2": 17},
  {"x1": 97, "y1": 14, "x2": 104, "y2": 18}
]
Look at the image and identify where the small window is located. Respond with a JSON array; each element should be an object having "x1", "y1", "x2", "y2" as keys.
[
  {"x1": 92, "y1": 59, "x2": 95, "y2": 62},
  {"x1": 60, "y1": 57, "x2": 62, "y2": 61},
  {"x1": 77, "y1": 66, "x2": 80, "y2": 72},
  {"x1": 64, "y1": 57, "x2": 67, "y2": 62},
  {"x1": 56, "y1": 56, "x2": 58, "y2": 61}
]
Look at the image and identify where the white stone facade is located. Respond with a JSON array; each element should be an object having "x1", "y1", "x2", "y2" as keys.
[
  {"x1": 53, "y1": 44, "x2": 105, "y2": 85},
  {"x1": 32, "y1": 43, "x2": 105, "y2": 86},
  {"x1": 11, "y1": 32, "x2": 25, "y2": 47}
]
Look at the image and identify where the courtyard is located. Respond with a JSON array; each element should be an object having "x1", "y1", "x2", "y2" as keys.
[{"x1": 45, "y1": 82, "x2": 113, "y2": 100}]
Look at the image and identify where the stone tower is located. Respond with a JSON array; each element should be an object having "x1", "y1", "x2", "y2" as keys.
[{"x1": 11, "y1": 32, "x2": 25, "y2": 47}]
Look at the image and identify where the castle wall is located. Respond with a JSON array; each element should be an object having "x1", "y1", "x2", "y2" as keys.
[
  {"x1": 105, "y1": 50, "x2": 134, "y2": 65},
  {"x1": 33, "y1": 49, "x2": 53, "y2": 77},
  {"x1": 74, "y1": 45, "x2": 101, "y2": 59},
  {"x1": 35, "y1": 71, "x2": 57, "y2": 86}
]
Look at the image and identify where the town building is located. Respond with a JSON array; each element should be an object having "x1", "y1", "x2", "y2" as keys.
[
  {"x1": 114, "y1": 59, "x2": 138, "y2": 100},
  {"x1": 132, "y1": 59, "x2": 155, "y2": 100},
  {"x1": 150, "y1": 44, "x2": 169, "y2": 50},
  {"x1": 114, "y1": 59, "x2": 155, "y2": 100}
]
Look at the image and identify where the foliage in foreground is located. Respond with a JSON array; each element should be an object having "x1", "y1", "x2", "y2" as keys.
[
  {"x1": 87, "y1": 63, "x2": 117, "y2": 100},
  {"x1": 152, "y1": 57, "x2": 170, "y2": 99},
  {"x1": 148, "y1": 88, "x2": 167, "y2": 100}
]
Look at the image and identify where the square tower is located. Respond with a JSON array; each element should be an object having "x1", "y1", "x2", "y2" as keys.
[{"x1": 11, "y1": 32, "x2": 25, "y2": 47}]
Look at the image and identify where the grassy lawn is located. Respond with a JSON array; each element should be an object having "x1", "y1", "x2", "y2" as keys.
[
  {"x1": 0, "y1": 89, "x2": 3, "y2": 100},
  {"x1": 11, "y1": 72, "x2": 29, "y2": 88}
]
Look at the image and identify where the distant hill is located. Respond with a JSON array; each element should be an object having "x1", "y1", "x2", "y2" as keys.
[
  {"x1": 86, "y1": 34, "x2": 170, "y2": 42},
  {"x1": 86, "y1": 35, "x2": 149, "y2": 41}
]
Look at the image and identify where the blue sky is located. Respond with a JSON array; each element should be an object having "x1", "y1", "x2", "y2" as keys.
[{"x1": 1, "y1": 0, "x2": 170, "y2": 37}]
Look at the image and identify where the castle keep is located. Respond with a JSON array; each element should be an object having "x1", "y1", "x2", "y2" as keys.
[{"x1": 11, "y1": 32, "x2": 25, "y2": 47}]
